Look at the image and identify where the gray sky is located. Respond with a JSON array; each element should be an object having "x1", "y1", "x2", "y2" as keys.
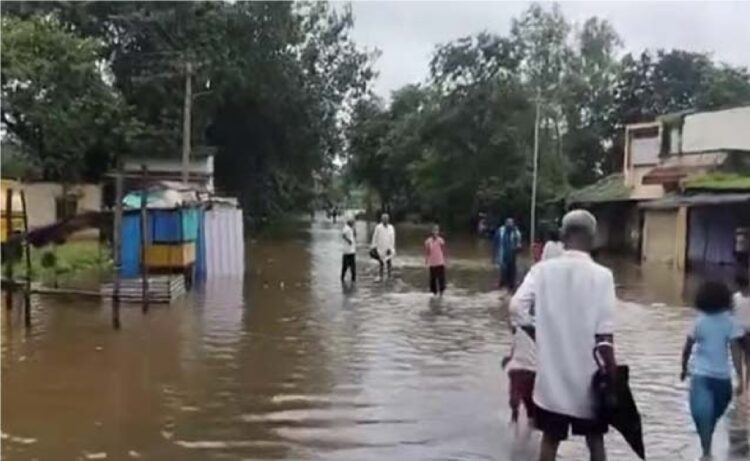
[{"x1": 346, "y1": 1, "x2": 750, "y2": 98}]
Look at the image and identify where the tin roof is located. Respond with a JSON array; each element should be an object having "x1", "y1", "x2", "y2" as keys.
[
  {"x1": 565, "y1": 174, "x2": 633, "y2": 206},
  {"x1": 639, "y1": 192, "x2": 750, "y2": 209}
]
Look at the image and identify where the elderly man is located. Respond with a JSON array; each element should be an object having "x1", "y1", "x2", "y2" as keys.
[
  {"x1": 370, "y1": 213, "x2": 396, "y2": 280},
  {"x1": 510, "y1": 210, "x2": 617, "y2": 461}
]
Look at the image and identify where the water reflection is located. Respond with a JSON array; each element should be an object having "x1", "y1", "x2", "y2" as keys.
[{"x1": 1, "y1": 219, "x2": 749, "y2": 460}]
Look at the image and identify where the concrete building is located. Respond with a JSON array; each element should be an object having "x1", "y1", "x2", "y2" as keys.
[
  {"x1": 121, "y1": 152, "x2": 215, "y2": 193},
  {"x1": 0, "y1": 181, "x2": 103, "y2": 240},
  {"x1": 569, "y1": 105, "x2": 750, "y2": 271}
]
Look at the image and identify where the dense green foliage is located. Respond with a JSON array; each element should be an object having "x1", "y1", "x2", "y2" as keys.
[
  {"x1": 345, "y1": 4, "x2": 750, "y2": 229},
  {"x1": 3, "y1": 2, "x2": 750, "y2": 228},
  {"x1": 1, "y1": 15, "x2": 141, "y2": 181},
  {"x1": 2, "y1": 1, "x2": 375, "y2": 217}
]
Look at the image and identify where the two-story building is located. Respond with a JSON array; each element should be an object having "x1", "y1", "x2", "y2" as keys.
[{"x1": 568, "y1": 105, "x2": 750, "y2": 271}]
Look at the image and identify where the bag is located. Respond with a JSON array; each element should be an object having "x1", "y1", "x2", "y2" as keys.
[{"x1": 369, "y1": 248, "x2": 380, "y2": 260}]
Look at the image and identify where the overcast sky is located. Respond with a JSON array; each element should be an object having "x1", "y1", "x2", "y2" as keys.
[{"x1": 345, "y1": 1, "x2": 750, "y2": 99}]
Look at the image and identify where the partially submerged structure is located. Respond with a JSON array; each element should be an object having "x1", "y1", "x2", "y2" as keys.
[
  {"x1": 568, "y1": 105, "x2": 750, "y2": 272},
  {"x1": 106, "y1": 180, "x2": 245, "y2": 303}
]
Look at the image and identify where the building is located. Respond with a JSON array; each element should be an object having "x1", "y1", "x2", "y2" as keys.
[
  {"x1": 0, "y1": 181, "x2": 103, "y2": 240},
  {"x1": 568, "y1": 105, "x2": 750, "y2": 271},
  {"x1": 121, "y1": 151, "x2": 215, "y2": 193}
]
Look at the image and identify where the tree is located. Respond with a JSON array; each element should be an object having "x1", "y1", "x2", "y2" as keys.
[
  {"x1": 1, "y1": 15, "x2": 140, "y2": 182},
  {"x1": 562, "y1": 17, "x2": 622, "y2": 185},
  {"x1": 3, "y1": 2, "x2": 376, "y2": 218},
  {"x1": 609, "y1": 49, "x2": 750, "y2": 171}
]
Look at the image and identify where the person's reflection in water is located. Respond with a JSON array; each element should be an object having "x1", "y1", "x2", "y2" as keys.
[
  {"x1": 428, "y1": 296, "x2": 443, "y2": 314},
  {"x1": 341, "y1": 281, "x2": 357, "y2": 296},
  {"x1": 727, "y1": 399, "x2": 750, "y2": 460}
]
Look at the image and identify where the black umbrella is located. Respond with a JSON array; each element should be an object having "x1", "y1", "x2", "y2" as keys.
[{"x1": 592, "y1": 363, "x2": 646, "y2": 459}]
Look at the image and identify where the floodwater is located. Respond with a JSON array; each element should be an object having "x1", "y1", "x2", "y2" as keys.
[{"x1": 2, "y1": 219, "x2": 749, "y2": 461}]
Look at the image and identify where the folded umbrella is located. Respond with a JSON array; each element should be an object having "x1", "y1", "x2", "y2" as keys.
[{"x1": 592, "y1": 363, "x2": 646, "y2": 459}]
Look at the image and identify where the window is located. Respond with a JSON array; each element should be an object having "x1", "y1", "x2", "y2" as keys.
[{"x1": 629, "y1": 126, "x2": 660, "y2": 166}]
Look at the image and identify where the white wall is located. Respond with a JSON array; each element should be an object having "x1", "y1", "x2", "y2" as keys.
[
  {"x1": 123, "y1": 156, "x2": 213, "y2": 175},
  {"x1": 23, "y1": 183, "x2": 101, "y2": 233},
  {"x1": 682, "y1": 106, "x2": 750, "y2": 152}
]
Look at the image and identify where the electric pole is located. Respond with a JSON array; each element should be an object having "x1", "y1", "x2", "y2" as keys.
[
  {"x1": 529, "y1": 90, "x2": 541, "y2": 253},
  {"x1": 181, "y1": 61, "x2": 193, "y2": 185}
]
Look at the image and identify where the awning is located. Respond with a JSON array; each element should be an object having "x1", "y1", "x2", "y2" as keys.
[
  {"x1": 639, "y1": 193, "x2": 750, "y2": 210},
  {"x1": 641, "y1": 165, "x2": 703, "y2": 185}
]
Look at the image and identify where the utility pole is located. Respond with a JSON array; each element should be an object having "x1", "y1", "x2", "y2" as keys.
[
  {"x1": 529, "y1": 90, "x2": 541, "y2": 254},
  {"x1": 181, "y1": 61, "x2": 193, "y2": 185}
]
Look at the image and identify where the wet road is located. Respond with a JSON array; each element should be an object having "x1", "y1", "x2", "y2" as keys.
[{"x1": 2, "y1": 219, "x2": 749, "y2": 460}]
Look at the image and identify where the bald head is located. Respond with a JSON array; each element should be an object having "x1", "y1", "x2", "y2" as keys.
[{"x1": 561, "y1": 209, "x2": 597, "y2": 252}]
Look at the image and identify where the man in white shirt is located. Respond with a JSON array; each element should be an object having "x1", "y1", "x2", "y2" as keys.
[
  {"x1": 370, "y1": 213, "x2": 396, "y2": 280},
  {"x1": 510, "y1": 209, "x2": 616, "y2": 461},
  {"x1": 341, "y1": 216, "x2": 357, "y2": 283}
]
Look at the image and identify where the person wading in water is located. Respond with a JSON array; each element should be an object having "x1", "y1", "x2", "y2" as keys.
[
  {"x1": 511, "y1": 209, "x2": 617, "y2": 461},
  {"x1": 370, "y1": 213, "x2": 396, "y2": 281},
  {"x1": 341, "y1": 216, "x2": 357, "y2": 284},
  {"x1": 494, "y1": 217, "x2": 522, "y2": 291}
]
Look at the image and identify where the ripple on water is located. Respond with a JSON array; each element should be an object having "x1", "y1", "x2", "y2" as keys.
[{"x1": 2, "y1": 223, "x2": 749, "y2": 461}]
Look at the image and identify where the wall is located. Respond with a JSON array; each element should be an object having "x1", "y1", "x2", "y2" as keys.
[
  {"x1": 623, "y1": 123, "x2": 666, "y2": 201},
  {"x1": 682, "y1": 106, "x2": 750, "y2": 153},
  {"x1": 22, "y1": 183, "x2": 102, "y2": 239},
  {"x1": 629, "y1": 166, "x2": 665, "y2": 200},
  {"x1": 123, "y1": 157, "x2": 215, "y2": 193}
]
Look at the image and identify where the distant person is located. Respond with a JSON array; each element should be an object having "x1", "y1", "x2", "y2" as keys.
[
  {"x1": 341, "y1": 216, "x2": 357, "y2": 283},
  {"x1": 681, "y1": 280, "x2": 744, "y2": 461},
  {"x1": 511, "y1": 209, "x2": 616, "y2": 461},
  {"x1": 425, "y1": 224, "x2": 446, "y2": 296},
  {"x1": 494, "y1": 218, "x2": 522, "y2": 290},
  {"x1": 370, "y1": 213, "x2": 396, "y2": 280},
  {"x1": 733, "y1": 271, "x2": 750, "y2": 389},
  {"x1": 332, "y1": 207, "x2": 339, "y2": 223},
  {"x1": 541, "y1": 228, "x2": 564, "y2": 261},
  {"x1": 735, "y1": 227, "x2": 749, "y2": 269}
]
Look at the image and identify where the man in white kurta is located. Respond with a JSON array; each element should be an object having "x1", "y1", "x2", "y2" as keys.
[
  {"x1": 370, "y1": 213, "x2": 396, "y2": 280},
  {"x1": 510, "y1": 209, "x2": 616, "y2": 461}
]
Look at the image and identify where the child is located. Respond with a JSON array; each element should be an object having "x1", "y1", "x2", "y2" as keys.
[
  {"x1": 680, "y1": 280, "x2": 744, "y2": 461},
  {"x1": 502, "y1": 324, "x2": 536, "y2": 426},
  {"x1": 733, "y1": 271, "x2": 750, "y2": 388},
  {"x1": 425, "y1": 224, "x2": 446, "y2": 296},
  {"x1": 541, "y1": 228, "x2": 564, "y2": 261}
]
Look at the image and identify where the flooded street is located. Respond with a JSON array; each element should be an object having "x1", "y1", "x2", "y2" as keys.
[{"x1": 2, "y1": 219, "x2": 749, "y2": 461}]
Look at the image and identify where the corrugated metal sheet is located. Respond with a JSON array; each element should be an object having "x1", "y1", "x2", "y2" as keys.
[
  {"x1": 204, "y1": 208, "x2": 244, "y2": 276},
  {"x1": 688, "y1": 206, "x2": 737, "y2": 266}
]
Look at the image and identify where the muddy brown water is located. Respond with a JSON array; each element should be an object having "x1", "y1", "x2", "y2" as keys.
[{"x1": 2, "y1": 220, "x2": 749, "y2": 460}]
